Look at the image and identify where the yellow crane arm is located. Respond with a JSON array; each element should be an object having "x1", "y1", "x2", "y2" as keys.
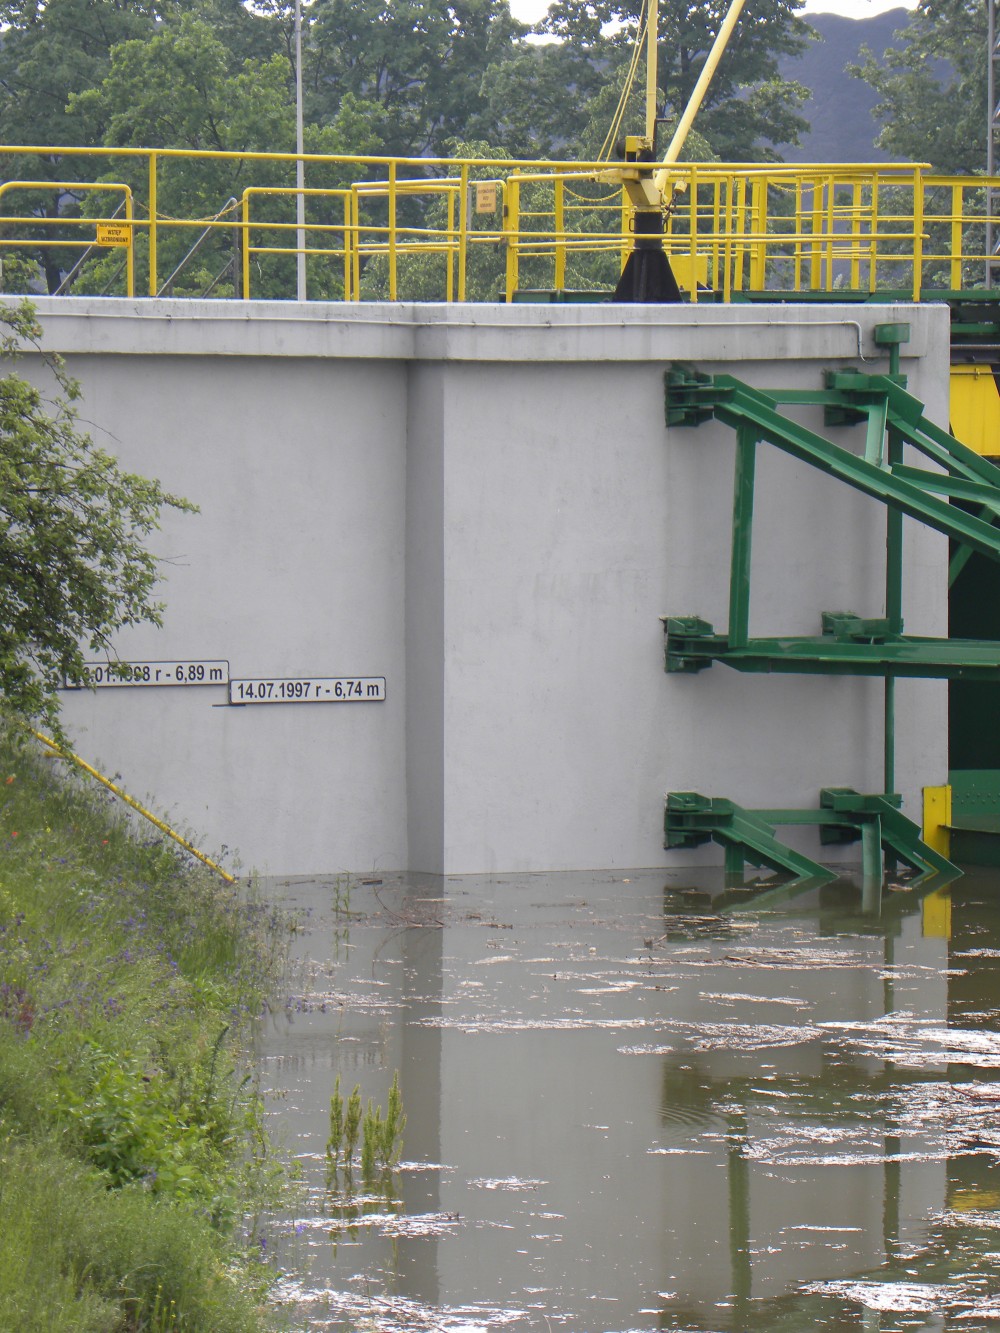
[{"x1": 654, "y1": 0, "x2": 748, "y2": 189}]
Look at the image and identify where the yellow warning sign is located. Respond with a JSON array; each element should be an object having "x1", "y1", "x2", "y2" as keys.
[
  {"x1": 96, "y1": 223, "x2": 131, "y2": 247},
  {"x1": 473, "y1": 182, "x2": 499, "y2": 214}
]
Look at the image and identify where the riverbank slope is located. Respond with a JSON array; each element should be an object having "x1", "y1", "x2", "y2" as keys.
[{"x1": 0, "y1": 728, "x2": 282, "y2": 1331}]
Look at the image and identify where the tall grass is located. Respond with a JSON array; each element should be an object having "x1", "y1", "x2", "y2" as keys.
[{"x1": 0, "y1": 724, "x2": 284, "y2": 1331}]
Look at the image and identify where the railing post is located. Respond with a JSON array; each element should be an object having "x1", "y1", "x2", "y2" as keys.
[
  {"x1": 732, "y1": 175, "x2": 747, "y2": 293},
  {"x1": 749, "y1": 175, "x2": 766, "y2": 289},
  {"x1": 850, "y1": 181, "x2": 862, "y2": 291},
  {"x1": 809, "y1": 177, "x2": 822, "y2": 290},
  {"x1": 554, "y1": 176, "x2": 566, "y2": 292},
  {"x1": 148, "y1": 152, "x2": 157, "y2": 297},
  {"x1": 124, "y1": 188, "x2": 135, "y2": 298},
  {"x1": 688, "y1": 164, "x2": 699, "y2": 303},
  {"x1": 722, "y1": 174, "x2": 734, "y2": 302},
  {"x1": 446, "y1": 186, "x2": 455, "y2": 302},
  {"x1": 868, "y1": 175, "x2": 879, "y2": 293},
  {"x1": 352, "y1": 186, "x2": 361, "y2": 300},
  {"x1": 241, "y1": 193, "x2": 251, "y2": 299},
  {"x1": 458, "y1": 162, "x2": 469, "y2": 302},
  {"x1": 504, "y1": 173, "x2": 519, "y2": 302},
  {"x1": 232, "y1": 215, "x2": 242, "y2": 299},
  {"x1": 388, "y1": 159, "x2": 397, "y2": 300},
  {"x1": 343, "y1": 193, "x2": 352, "y2": 299},
  {"x1": 912, "y1": 165, "x2": 924, "y2": 301},
  {"x1": 951, "y1": 182, "x2": 963, "y2": 289}
]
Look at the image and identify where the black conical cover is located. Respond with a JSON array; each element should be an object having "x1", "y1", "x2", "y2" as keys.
[
  {"x1": 613, "y1": 207, "x2": 683, "y2": 304},
  {"x1": 612, "y1": 246, "x2": 682, "y2": 303}
]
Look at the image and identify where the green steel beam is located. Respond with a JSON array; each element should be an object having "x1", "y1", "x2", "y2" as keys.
[{"x1": 664, "y1": 615, "x2": 1000, "y2": 679}]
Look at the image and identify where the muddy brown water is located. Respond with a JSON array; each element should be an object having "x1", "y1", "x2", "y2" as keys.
[{"x1": 256, "y1": 868, "x2": 1000, "y2": 1332}]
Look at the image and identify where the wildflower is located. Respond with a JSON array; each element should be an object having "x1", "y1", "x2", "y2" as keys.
[
  {"x1": 10, "y1": 831, "x2": 18, "y2": 838},
  {"x1": 5, "y1": 776, "x2": 14, "y2": 784}
]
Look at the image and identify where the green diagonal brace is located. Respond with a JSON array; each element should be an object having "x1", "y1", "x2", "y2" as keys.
[{"x1": 707, "y1": 378, "x2": 1000, "y2": 563}]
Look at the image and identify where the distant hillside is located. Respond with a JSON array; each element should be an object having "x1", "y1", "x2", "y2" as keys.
[{"x1": 776, "y1": 8, "x2": 914, "y2": 162}]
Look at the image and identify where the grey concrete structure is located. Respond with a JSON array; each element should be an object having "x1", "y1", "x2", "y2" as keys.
[{"x1": 9, "y1": 298, "x2": 950, "y2": 876}]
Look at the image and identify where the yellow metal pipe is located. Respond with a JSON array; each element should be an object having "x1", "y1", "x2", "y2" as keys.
[
  {"x1": 148, "y1": 153, "x2": 157, "y2": 297},
  {"x1": 31, "y1": 730, "x2": 236, "y2": 884},
  {"x1": 645, "y1": 0, "x2": 659, "y2": 144},
  {"x1": 655, "y1": 0, "x2": 747, "y2": 184}
]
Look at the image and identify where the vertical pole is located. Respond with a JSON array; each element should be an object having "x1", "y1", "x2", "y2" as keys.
[
  {"x1": 388, "y1": 159, "x2": 397, "y2": 301},
  {"x1": 446, "y1": 187, "x2": 455, "y2": 302},
  {"x1": 351, "y1": 188, "x2": 361, "y2": 300},
  {"x1": 458, "y1": 162, "x2": 469, "y2": 302},
  {"x1": 554, "y1": 177, "x2": 566, "y2": 291},
  {"x1": 504, "y1": 174, "x2": 519, "y2": 302},
  {"x1": 232, "y1": 219, "x2": 241, "y2": 298},
  {"x1": 724, "y1": 842, "x2": 745, "y2": 883},
  {"x1": 295, "y1": 0, "x2": 306, "y2": 301},
  {"x1": 688, "y1": 164, "x2": 699, "y2": 302},
  {"x1": 343, "y1": 193, "x2": 351, "y2": 299},
  {"x1": 729, "y1": 425, "x2": 757, "y2": 651},
  {"x1": 242, "y1": 194, "x2": 251, "y2": 299},
  {"x1": 124, "y1": 191, "x2": 134, "y2": 298},
  {"x1": 850, "y1": 181, "x2": 862, "y2": 291},
  {"x1": 912, "y1": 166, "x2": 924, "y2": 301},
  {"x1": 885, "y1": 423, "x2": 903, "y2": 800},
  {"x1": 989, "y1": 0, "x2": 995, "y2": 288},
  {"x1": 861, "y1": 818, "x2": 883, "y2": 912},
  {"x1": 148, "y1": 152, "x2": 158, "y2": 297},
  {"x1": 951, "y1": 182, "x2": 964, "y2": 290}
]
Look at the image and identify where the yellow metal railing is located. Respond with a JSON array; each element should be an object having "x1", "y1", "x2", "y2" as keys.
[{"x1": 1, "y1": 145, "x2": 999, "y2": 302}]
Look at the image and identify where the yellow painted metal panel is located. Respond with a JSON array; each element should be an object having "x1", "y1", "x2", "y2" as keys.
[
  {"x1": 922, "y1": 783, "x2": 952, "y2": 857},
  {"x1": 950, "y1": 365, "x2": 1000, "y2": 457},
  {"x1": 667, "y1": 253, "x2": 709, "y2": 291}
]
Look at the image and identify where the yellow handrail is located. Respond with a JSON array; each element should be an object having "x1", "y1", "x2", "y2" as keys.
[
  {"x1": 0, "y1": 145, "x2": 994, "y2": 301},
  {"x1": 32, "y1": 729, "x2": 236, "y2": 884}
]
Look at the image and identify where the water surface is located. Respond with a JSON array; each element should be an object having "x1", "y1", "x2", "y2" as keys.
[{"x1": 258, "y1": 868, "x2": 1000, "y2": 1331}]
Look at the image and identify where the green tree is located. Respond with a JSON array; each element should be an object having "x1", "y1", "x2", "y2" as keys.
[
  {"x1": 304, "y1": 0, "x2": 525, "y2": 157},
  {"x1": 0, "y1": 299, "x2": 193, "y2": 733},
  {"x1": 850, "y1": 0, "x2": 985, "y2": 173},
  {"x1": 486, "y1": 0, "x2": 811, "y2": 160},
  {"x1": 0, "y1": 0, "x2": 159, "y2": 290}
]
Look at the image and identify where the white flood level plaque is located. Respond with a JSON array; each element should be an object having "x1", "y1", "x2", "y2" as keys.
[
  {"x1": 229, "y1": 677, "x2": 386, "y2": 705},
  {"x1": 75, "y1": 661, "x2": 229, "y2": 687}
]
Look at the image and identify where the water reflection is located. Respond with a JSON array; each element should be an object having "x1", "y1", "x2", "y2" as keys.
[{"x1": 258, "y1": 869, "x2": 1000, "y2": 1331}]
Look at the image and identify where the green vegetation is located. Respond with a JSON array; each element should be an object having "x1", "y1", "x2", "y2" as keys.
[
  {"x1": 326, "y1": 1071, "x2": 406, "y2": 1187},
  {"x1": 0, "y1": 726, "x2": 283, "y2": 1332},
  {"x1": 0, "y1": 301, "x2": 194, "y2": 737},
  {"x1": 851, "y1": 0, "x2": 984, "y2": 175}
]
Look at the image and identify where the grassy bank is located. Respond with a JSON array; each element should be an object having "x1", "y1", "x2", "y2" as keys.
[{"x1": 0, "y1": 726, "x2": 283, "y2": 1331}]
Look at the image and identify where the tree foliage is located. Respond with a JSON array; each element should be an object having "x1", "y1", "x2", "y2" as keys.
[
  {"x1": 0, "y1": 300, "x2": 194, "y2": 733},
  {"x1": 850, "y1": 0, "x2": 986, "y2": 174}
]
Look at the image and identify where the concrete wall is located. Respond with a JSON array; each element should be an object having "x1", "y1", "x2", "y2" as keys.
[{"x1": 11, "y1": 298, "x2": 951, "y2": 876}]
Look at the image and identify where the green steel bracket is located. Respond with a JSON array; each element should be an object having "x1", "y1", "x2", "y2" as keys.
[
  {"x1": 665, "y1": 792, "x2": 835, "y2": 883},
  {"x1": 665, "y1": 789, "x2": 959, "y2": 887},
  {"x1": 664, "y1": 363, "x2": 716, "y2": 426},
  {"x1": 663, "y1": 612, "x2": 1000, "y2": 679}
]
